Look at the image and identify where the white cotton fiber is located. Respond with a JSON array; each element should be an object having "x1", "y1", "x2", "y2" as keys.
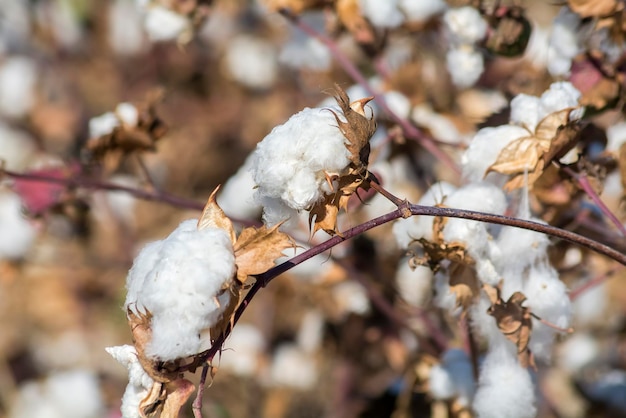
[
  {"x1": 267, "y1": 344, "x2": 318, "y2": 389},
  {"x1": 395, "y1": 260, "x2": 433, "y2": 308},
  {"x1": 0, "y1": 122, "x2": 36, "y2": 171},
  {"x1": 107, "y1": 345, "x2": 155, "y2": 418},
  {"x1": 510, "y1": 94, "x2": 541, "y2": 132},
  {"x1": 444, "y1": 6, "x2": 488, "y2": 44},
  {"x1": 359, "y1": 0, "x2": 404, "y2": 29},
  {"x1": 0, "y1": 56, "x2": 37, "y2": 119},
  {"x1": 217, "y1": 153, "x2": 262, "y2": 220},
  {"x1": 558, "y1": 333, "x2": 598, "y2": 374},
  {"x1": 250, "y1": 106, "x2": 353, "y2": 225},
  {"x1": 219, "y1": 324, "x2": 266, "y2": 377},
  {"x1": 539, "y1": 81, "x2": 582, "y2": 120},
  {"x1": 429, "y1": 349, "x2": 475, "y2": 406},
  {"x1": 547, "y1": 7, "x2": 581, "y2": 76},
  {"x1": 523, "y1": 263, "x2": 571, "y2": 361},
  {"x1": 462, "y1": 124, "x2": 529, "y2": 182},
  {"x1": 446, "y1": 45, "x2": 484, "y2": 88},
  {"x1": 0, "y1": 190, "x2": 37, "y2": 260},
  {"x1": 473, "y1": 344, "x2": 536, "y2": 418},
  {"x1": 125, "y1": 220, "x2": 236, "y2": 360},
  {"x1": 412, "y1": 104, "x2": 463, "y2": 145},
  {"x1": 224, "y1": 35, "x2": 278, "y2": 90},
  {"x1": 142, "y1": 5, "x2": 190, "y2": 42},
  {"x1": 399, "y1": 0, "x2": 447, "y2": 23},
  {"x1": 333, "y1": 280, "x2": 371, "y2": 316},
  {"x1": 279, "y1": 11, "x2": 331, "y2": 71},
  {"x1": 392, "y1": 182, "x2": 457, "y2": 249},
  {"x1": 494, "y1": 221, "x2": 550, "y2": 273}
]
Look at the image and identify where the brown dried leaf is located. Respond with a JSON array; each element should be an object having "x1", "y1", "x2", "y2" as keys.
[
  {"x1": 568, "y1": 0, "x2": 619, "y2": 17},
  {"x1": 488, "y1": 109, "x2": 580, "y2": 190},
  {"x1": 449, "y1": 262, "x2": 480, "y2": 309},
  {"x1": 161, "y1": 378, "x2": 196, "y2": 418},
  {"x1": 483, "y1": 283, "x2": 535, "y2": 368},
  {"x1": 233, "y1": 224, "x2": 295, "y2": 284},
  {"x1": 336, "y1": 0, "x2": 376, "y2": 44},
  {"x1": 197, "y1": 185, "x2": 236, "y2": 245},
  {"x1": 139, "y1": 382, "x2": 166, "y2": 417}
]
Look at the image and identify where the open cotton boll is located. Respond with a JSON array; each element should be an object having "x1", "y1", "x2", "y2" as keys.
[
  {"x1": 510, "y1": 94, "x2": 541, "y2": 132},
  {"x1": 279, "y1": 11, "x2": 331, "y2": 71},
  {"x1": 446, "y1": 45, "x2": 484, "y2": 88},
  {"x1": 224, "y1": 35, "x2": 278, "y2": 90},
  {"x1": 125, "y1": 220, "x2": 236, "y2": 360},
  {"x1": 219, "y1": 324, "x2": 266, "y2": 377},
  {"x1": 412, "y1": 104, "x2": 463, "y2": 145},
  {"x1": 116, "y1": 102, "x2": 139, "y2": 127},
  {"x1": 558, "y1": 333, "x2": 599, "y2": 374},
  {"x1": 547, "y1": 7, "x2": 581, "y2": 77},
  {"x1": 0, "y1": 56, "x2": 37, "y2": 119},
  {"x1": 218, "y1": 154, "x2": 262, "y2": 220},
  {"x1": 473, "y1": 344, "x2": 536, "y2": 418},
  {"x1": 108, "y1": 0, "x2": 147, "y2": 56},
  {"x1": 9, "y1": 369, "x2": 104, "y2": 418},
  {"x1": 399, "y1": 0, "x2": 447, "y2": 23},
  {"x1": 106, "y1": 345, "x2": 155, "y2": 418},
  {"x1": 395, "y1": 260, "x2": 433, "y2": 308},
  {"x1": 359, "y1": 0, "x2": 404, "y2": 29},
  {"x1": 89, "y1": 112, "x2": 119, "y2": 138},
  {"x1": 494, "y1": 221, "x2": 550, "y2": 273},
  {"x1": 539, "y1": 81, "x2": 583, "y2": 120},
  {"x1": 523, "y1": 263, "x2": 571, "y2": 361},
  {"x1": 0, "y1": 190, "x2": 37, "y2": 261},
  {"x1": 383, "y1": 91, "x2": 411, "y2": 119},
  {"x1": 443, "y1": 6, "x2": 488, "y2": 44},
  {"x1": 392, "y1": 181, "x2": 457, "y2": 249},
  {"x1": 266, "y1": 344, "x2": 318, "y2": 390},
  {"x1": 0, "y1": 123, "x2": 37, "y2": 171},
  {"x1": 433, "y1": 270, "x2": 461, "y2": 313},
  {"x1": 442, "y1": 182, "x2": 507, "y2": 256},
  {"x1": 250, "y1": 106, "x2": 352, "y2": 225},
  {"x1": 142, "y1": 5, "x2": 190, "y2": 42},
  {"x1": 462, "y1": 124, "x2": 529, "y2": 182},
  {"x1": 333, "y1": 280, "x2": 371, "y2": 316}
]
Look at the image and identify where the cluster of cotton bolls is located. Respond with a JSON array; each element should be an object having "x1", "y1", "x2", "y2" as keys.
[
  {"x1": 358, "y1": 0, "x2": 447, "y2": 28},
  {"x1": 443, "y1": 6, "x2": 488, "y2": 88},
  {"x1": 391, "y1": 81, "x2": 587, "y2": 416}
]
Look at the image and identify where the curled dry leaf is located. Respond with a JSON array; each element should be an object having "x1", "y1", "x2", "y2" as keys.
[
  {"x1": 139, "y1": 378, "x2": 195, "y2": 418},
  {"x1": 487, "y1": 108, "x2": 581, "y2": 190},
  {"x1": 483, "y1": 283, "x2": 535, "y2": 368},
  {"x1": 310, "y1": 84, "x2": 376, "y2": 235}
]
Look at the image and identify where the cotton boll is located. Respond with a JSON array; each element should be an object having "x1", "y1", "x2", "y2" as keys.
[
  {"x1": 547, "y1": 7, "x2": 581, "y2": 77},
  {"x1": 116, "y1": 102, "x2": 139, "y2": 128},
  {"x1": 429, "y1": 349, "x2": 475, "y2": 405},
  {"x1": 218, "y1": 154, "x2": 262, "y2": 220},
  {"x1": 297, "y1": 310, "x2": 325, "y2": 354},
  {"x1": 279, "y1": 11, "x2": 331, "y2": 71},
  {"x1": 510, "y1": 94, "x2": 541, "y2": 132},
  {"x1": 444, "y1": 6, "x2": 488, "y2": 44},
  {"x1": 473, "y1": 344, "x2": 536, "y2": 418},
  {"x1": 412, "y1": 104, "x2": 463, "y2": 144},
  {"x1": 383, "y1": 90, "x2": 411, "y2": 119},
  {"x1": 429, "y1": 363, "x2": 456, "y2": 400},
  {"x1": 219, "y1": 324, "x2": 266, "y2": 377},
  {"x1": 539, "y1": 81, "x2": 582, "y2": 120},
  {"x1": 0, "y1": 190, "x2": 37, "y2": 261},
  {"x1": 433, "y1": 270, "x2": 460, "y2": 313},
  {"x1": 462, "y1": 124, "x2": 529, "y2": 182},
  {"x1": 333, "y1": 280, "x2": 370, "y2": 316},
  {"x1": 0, "y1": 56, "x2": 37, "y2": 119},
  {"x1": 107, "y1": 345, "x2": 155, "y2": 418},
  {"x1": 392, "y1": 182, "x2": 457, "y2": 248},
  {"x1": 446, "y1": 45, "x2": 484, "y2": 88},
  {"x1": 251, "y1": 106, "x2": 352, "y2": 225},
  {"x1": 0, "y1": 123, "x2": 37, "y2": 171},
  {"x1": 224, "y1": 35, "x2": 278, "y2": 90},
  {"x1": 558, "y1": 333, "x2": 599, "y2": 374},
  {"x1": 494, "y1": 221, "x2": 550, "y2": 273},
  {"x1": 395, "y1": 260, "x2": 433, "y2": 308},
  {"x1": 399, "y1": 0, "x2": 447, "y2": 23},
  {"x1": 523, "y1": 264, "x2": 571, "y2": 361},
  {"x1": 142, "y1": 5, "x2": 190, "y2": 42},
  {"x1": 108, "y1": 0, "x2": 147, "y2": 56},
  {"x1": 9, "y1": 370, "x2": 104, "y2": 418},
  {"x1": 267, "y1": 344, "x2": 318, "y2": 390},
  {"x1": 125, "y1": 220, "x2": 236, "y2": 360},
  {"x1": 88, "y1": 112, "x2": 119, "y2": 138},
  {"x1": 524, "y1": 26, "x2": 550, "y2": 70},
  {"x1": 359, "y1": 0, "x2": 404, "y2": 29}
]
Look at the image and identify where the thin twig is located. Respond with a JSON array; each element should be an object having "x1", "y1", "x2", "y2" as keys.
[
  {"x1": 192, "y1": 363, "x2": 210, "y2": 418},
  {"x1": 529, "y1": 312, "x2": 573, "y2": 333},
  {"x1": 186, "y1": 203, "x2": 626, "y2": 371},
  {"x1": 561, "y1": 165, "x2": 626, "y2": 236},
  {"x1": 279, "y1": 8, "x2": 461, "y2": 175}
]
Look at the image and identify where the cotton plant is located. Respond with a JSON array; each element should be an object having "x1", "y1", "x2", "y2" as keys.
[
  {"x1": 108, "y1": 188, "x2": 294, "y2": 417},
  {"x1": 135, "y1": 0, "x2": 209, "y2": 43}
]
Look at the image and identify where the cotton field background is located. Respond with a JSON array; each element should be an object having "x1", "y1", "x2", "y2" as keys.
[{"x1": 1, "y1": 0, "x2": 626, "y2": 417}]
